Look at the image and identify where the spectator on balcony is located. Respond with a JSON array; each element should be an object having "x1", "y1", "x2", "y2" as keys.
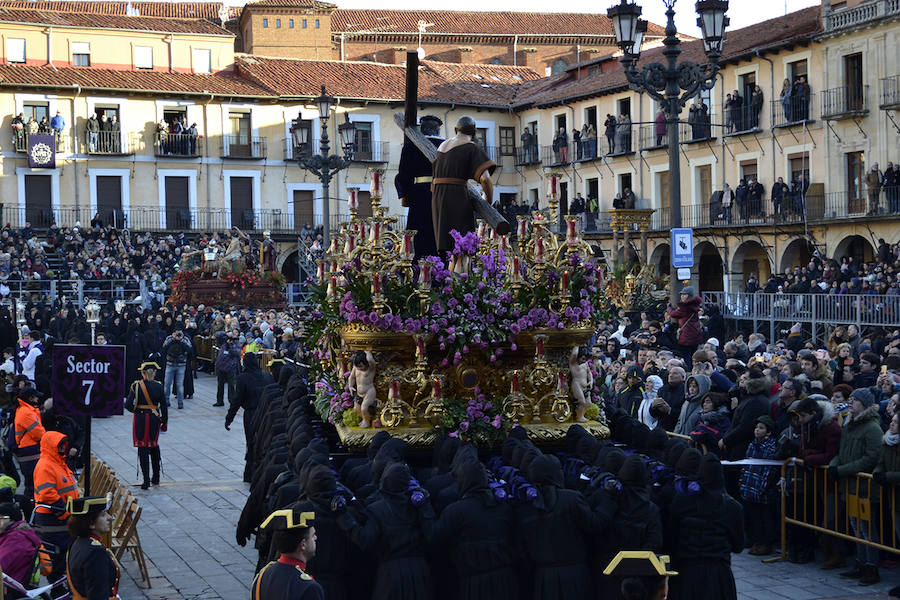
[
  {"x1": 793, "y1": 76, "x2": 810, "y2": 122},
  {"x1": 11, "y1": 112, "x2": 25, "y2": 146},
  {"x1": 724, "y1": 93, "x2": 735, "y2": 133},
  {"x1": 99, "y1": 114, "x2": 110, "y2": 152},
  {"x1": 585, "y1": 122, "x2": 596, "y2": 158},
  {"x1": 188, "y1": 123, "x2": 199, "y2": 155},
  {"x1": 622, "y1": 188, "x2": 636, "y2": 210},
  {"x1": 573, "y1": 128, "x2": 582, "y2": 161},
  {"x1": 698, "y1": 98, "x2": 710, "y2": 139},
  {"x1": 26, "y1": 116, "x2": 38, "y2": 135},
  {"x1": 50, "y1": 111, "x2": 65, "y2": 136},
  {"x1": 731, "y1": 90, "x2": 744, "y2": 132},
  {"x1": 882, "y1": 163, "x2": 899, "y2": 213},
  {"x1": 750, "y1": 85, "x2": 764, "y2": 130},
  {"x1": 780, "y1": 79, "x2": 793, "y2": 124},
  {"x1": 604, "y1": 114, "x2": 617, "y2": 154},
  {"x1": 654, "y1": 108, "x2": 666, "y2": 146},
  {"x1": 109, "y1": 115, "x2": 121, "y2": 153},
  {"x1": 688, "y1": 103, "x2": 700, "y2": 140},
  {"x1": 866, "y1": 163, "x2": 884, "y2": 215},
  {"x1": 735, "y1": 179, "x2": 749, "y2": 221},
  {"x1": 86, "y1": 114, "x2": 99, "y2": 153},
  {"x1": 772, "y1": 177, "x2": 789, "y2": 221},
  {"x1": 553, "y1": 127, "x2": 568, "y2": 163},
  {"x1": 520, "y1": 126, "x2": 535, "y2": 163},
  {"x1": 571, "y1": 193, "x2": 586, "y2": 231},
  {"x1": 37, "y1": 115, "x2": 51, "y2": 134},
  {"x1": 748, "y1": 179, "x2": 765, "y2": 218},
  {"x1": 616, "y1": 114, "x2": 632, "y2": 153},
  {"x1": 719, "y1": 183, "x2": 734, "y2": 223}
]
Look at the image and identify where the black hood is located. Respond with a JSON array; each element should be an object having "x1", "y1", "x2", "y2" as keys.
[
  {"x1": 243, "y1": 352, "x2": 260, "y2": 371},
  {"x1": 366, "y1": 431, "x2": 392, "y2": 459},
  {"x1": 528, "y1": 454, "x2": 563, "y2": 512},
  {"x1": 304, "y1": 464, "x2": 337, "y2": 504},
  {"x1": 675, "y1": 447, "x2": 702, "y2": 477},
  {"x1": 455, "y1": 459, "x2": 490, "y2": 500},
  {"x1": 380, "y1": 462, "x2": 412, "y2": 498},
  {"x1": 603, "y1": 448, "x2": 627, "y2": 475},
  {"x1": 698, "y1": 454, "x2": 725, "y2": 491},
  {"x1": 433, "y1": 434, "x2": 461, "y2": 474},
  {"x1": 371, "y1": 438, "x2": 407, "y2": 483},
  {"x1": 618, "y1": 455, "x2": 649, "y2": 488},
  {"x1": 664, "y1": 439, "x2": 689, "y2": 468},
  {"x1": 502, "y1": 437, "x2": 521, "y2": 465}
]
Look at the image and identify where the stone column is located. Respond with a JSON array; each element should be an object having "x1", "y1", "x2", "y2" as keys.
[{"x1": 640, "y1": 227, "x2": 649, "y2": 265}]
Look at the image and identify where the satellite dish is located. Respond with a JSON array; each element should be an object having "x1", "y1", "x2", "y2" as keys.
[{"x1": 417, "y1": 47, "x2": 426, "y2": 60}]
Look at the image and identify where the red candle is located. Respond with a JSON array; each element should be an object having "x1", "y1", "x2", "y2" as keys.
[
  {"x1": 549, "y1": 176, "x2": 558, "y2": 198},
  {"x1": 511, "y1": 370, "x2": 520, "y2": 393},
  {"x1": 566, "y1": 218, "x2": 577, "y2": 242},
  {"x1": 416, "y1": 336, "x2": 425, "y2": 358},
  {"x1": 500, "y1": 235, "x2": 509, "y2": 253},
  {"x1": 371, "y1": 222, "x2": 381, "y2": 243},
  {"x1": 327, "y1": 276, "x2": 337, "y2": 301},
  {"x1": 372, "y1": 272, "x2": 381, "y2": 295},
  {"x1": 432, "y1": 377, "x2": 441, "y2": 398},
  {"x1": 348, "y1": 189, "x2": 358, "y2": 211},
  {"x1": 317, "y1": 261, "x2": 325, "y2": 282},
  {"x1": 517, "y1": 216, "x2": 528, "y2": 238},
  {"x1": 390, "y1": 380, "x2": 400, "y2": 399},
  {"x1": 512, "y1": 255, "x2": 520, "y2": 281},
  {"x1": 331, "y1": 259, "x2": 339, "y2": 274},
  {"x1": 477, "y1": 221, "x2": 487, "y2": 238},
  {"x1": 535, "y1": 237, "x2": 544, "y2": 262},
  {"x1": 561, "y1": 270, "x2": 570, "y2": 294},
  {"x1": 557, "y1": 372, "x2": 566, "y2": 393},
  {"x1": 421, "y1": 262, "x2": 431, "y2": 287},
  {"x1": 358, "y1": 221, "x2": 367, "y2": 242},
  {"x1": 370, "y1": 171, "x2": 381, "y2": 196},
  {"x1": 344, "y1": 234, "x2": 356, "y2": 255},
  {"x1": 403, "y1": 233, "x2": 413, "y2": 257},
  {"x1": 536, "y1": 336, "x2": 545, "y2": 358}
]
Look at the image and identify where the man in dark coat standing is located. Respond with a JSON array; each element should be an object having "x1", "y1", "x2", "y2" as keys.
[
  {"x1": 396, "y1": 115, "x2": 443, "y2": 259},
  {"x1": 719, "y1": 370, "x2": 771, "y2": 460},
  {"x1": 226, "y1": 352, "x2": 274, "y2": 482}
]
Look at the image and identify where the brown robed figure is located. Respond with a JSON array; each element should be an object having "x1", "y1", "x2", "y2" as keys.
[{"x1": 431, "y1": 116, "x2": 497, "y2": 253}]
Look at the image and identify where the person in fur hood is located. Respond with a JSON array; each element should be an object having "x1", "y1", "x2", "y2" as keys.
[{"x1": 828, "y1": 387, "x2": 884, "y2": 585}]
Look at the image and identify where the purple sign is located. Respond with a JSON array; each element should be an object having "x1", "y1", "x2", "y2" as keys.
[{"x1": 52, "y1": 345, "x2": 125, "y2": 417}]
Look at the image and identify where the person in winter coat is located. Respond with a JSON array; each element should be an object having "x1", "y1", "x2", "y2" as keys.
[
  {"x1": 214, "y1": 330, "x2": 241, "y2": 407},
  {"x1": 638, "y1": 375, "x2": 665, "y2": 429},
  {"x1": 337, "y1": 462, "x2": 435, "y2": 600},
  {"x1": 614, "y1": 365, "x2": 645, "y2": 419},
  {"x1": 226, "y1": 352, "x2": 275, "y2": 483},
  {"x1": 739, "y1": 415, "x2": 779, "y2": 555},
  {"x1": 828, "y1": 387, "x2": 885, "y2": 585},
  {"x1": 674, "y1": 374, "x2": 711, "y2": 436},
  {"x1": 720, "y1": 370, "x2": 771, "y2": 460},
  {"x1": 666, "y1": 288, "x2": 703, "y2": 365},
  {"x1": 0, "y1": 502, "x2": 41, "y2": 584},
  {"x1": 872, "y1": 412, "x2": 900, "y2": 597},
  {"x1": 665, "y1": 454, "x2": 743, "y2": 600},
  {"x1": 32, "y1": 431, "x2": 79, "y2": 581},
  {"x1": 691, "y1": 393, "x2": 731, "y2": 454},
  {"x1": 429, "y1": 457, "x2": 519, "y2": 600},
  {"x1": 651, "y1": 366, "x2": 686, "y2": 432}
]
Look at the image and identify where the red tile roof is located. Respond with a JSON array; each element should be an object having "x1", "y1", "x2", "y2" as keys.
[
  {"x1": 0, "y1": 6, "x2": 232, "y2": 33},
  {"x1": 331, "y1": 9, "x2": 666, "y2": 38},
  {"x1": 513, "y1": 5, "x2": 823, "y2": 108},
  {"x1": 244, "y1": 0, "x2": 334, "y2": 9},
  {"x1": 234, "y1": 55, "x2": 540, "y2": 106},
  {"x1": 0, "y1": 0, "x2": 238, "y2": 19},
  {"x1": 0, "y1": 63, "x2": 272, "y2": 96}
]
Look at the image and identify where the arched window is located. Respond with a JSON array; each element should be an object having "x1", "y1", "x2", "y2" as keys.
[{"x1": 551, "y1": 58, "x2": 567, "y2": 75}]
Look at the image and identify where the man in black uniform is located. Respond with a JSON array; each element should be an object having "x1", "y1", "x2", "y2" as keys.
[
  {"x1": 251, "y1": 509, "x2": 324, "y2": 600},
  {"x1": 125, "y1": 361, "x2": 168, "y2": 489},
  {"x1": 395, "y1": 115, "x2": 443, "y2": 259}
]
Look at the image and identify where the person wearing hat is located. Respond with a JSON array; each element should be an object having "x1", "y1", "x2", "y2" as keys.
[
  {"x1": 125, "y1": 361, "x2": 168, "y2": 489},
  {"x1": 252, "y1": 509, "x2": 322, "y2": 600},
  {"x1": 65, "y1": 496, "x2": 118, "y2": 600},
  {"x1": 738, "y1": 415, "x2": 778, "y2": 555},
  {"x1": 614, "y1": 365, "x2": 646, "y2": 419},
  {"x1": 13, "y1": 385, "x2": 45, "y2": 505},
  {"x1": 0, "y1": 501, "x2": 41, "y2": 585},
  {"x1": 32, "y1": 431, "x2": 78, "y2": 581},
  {"x1": 603, "y1": 550, "x2": 677, "y2": 600},
  {"x1": 828, "y1": 387, "x2": 884, "y2": 585},
  {"x1": 666, "y1": 454, "x2": 743, "y2": 600},
  {"x1": 665, "y1": 286, "x2": 703, "y2": 366}
]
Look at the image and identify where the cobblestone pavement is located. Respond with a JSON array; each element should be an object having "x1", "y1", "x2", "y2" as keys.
[{"x1": 91, "y1": 372, "x2": 900, "y2": 599}]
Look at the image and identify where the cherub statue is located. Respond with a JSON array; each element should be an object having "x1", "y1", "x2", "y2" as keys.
[
  {"x1": 348, "y1": 350, "x2": 377, "y2": 428},
  {"x1": 569, "y1": 346, "x2": 593, "y2": 423}
]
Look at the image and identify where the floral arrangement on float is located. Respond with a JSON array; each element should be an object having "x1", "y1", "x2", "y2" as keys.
[{"x1": 304, "y1": 170, "x2": 611, "y2": 448}]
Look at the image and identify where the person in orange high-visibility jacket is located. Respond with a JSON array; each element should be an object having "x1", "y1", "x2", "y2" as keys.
[
  {"x1": 13, "y1": 387, "x2": 45, "y2": 504},
  {"x1": 32, "y1": 431, "x2": 79, "y2": 581}
]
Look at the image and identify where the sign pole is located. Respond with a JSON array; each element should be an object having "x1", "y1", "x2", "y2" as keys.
[{"x1": 83, "y1": 417, "x2": 91, "y2": 495}]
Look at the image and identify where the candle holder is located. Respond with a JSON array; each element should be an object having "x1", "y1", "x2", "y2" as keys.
[
  {"x1": 380, "y1": 379, "x2": 413, "y2": 428},
  {"x1": 423, "y1": 374, "x2": 446, "y2": 427},
  {"x1": 549, "y1": 371, "x2": 573, "y2": 423},
  {"x1": 502, "y1": 369, "x2": 529, "y2": 423}
]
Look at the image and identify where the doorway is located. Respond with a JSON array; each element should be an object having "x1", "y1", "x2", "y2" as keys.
[
  {"x1": 24, "y1": 174, "x2": 52, "y2": 227},
  {"x1": 96, "y1": 175, "x2": 123, "y2": 227},
  {"x1": 230, "y1": 177, "x2": 254, "y2": 229},
  {"x1": 164, "y1": 176, "x2": 190, "y2": 230}
]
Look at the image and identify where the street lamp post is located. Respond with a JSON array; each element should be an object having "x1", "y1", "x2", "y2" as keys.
[
  {"x1": 83, "y1": 299, "x2": 101, "y2": 494},
  {"x1": 291, "y1": 86, "x2": 357, "y2": 248},
  {"x1": 607, "y1": 0, "x2": 729, "y2": 306}
]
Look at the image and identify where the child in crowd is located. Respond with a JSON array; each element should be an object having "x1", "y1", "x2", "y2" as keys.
[{"x1": 739, "y1": 415, "x2": 779, "y2": 555}]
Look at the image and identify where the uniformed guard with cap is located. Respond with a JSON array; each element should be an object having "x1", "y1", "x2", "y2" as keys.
[
  {"x1": 65, "y1": 495, "x2": 119, "y2": 600},
  {"x1": 603, "y1": 550, "x2": 678, "y2": 600},
  {"x1": 125, "y1": 361, "x2": 168, "y2": 489},
  {"x1": 251, "y1": 509, "x2": 323, "y2": 600}
]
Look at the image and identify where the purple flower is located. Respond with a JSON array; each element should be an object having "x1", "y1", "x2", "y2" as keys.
[
  {"x1": 459, "y1": 421, "x2": 470, "y2": 432},
  {"x1": 510, "y1": 343, "x2": 518, "y2": 351},
  {"x1": 492, "y1": 414, "x2": 502, "y2": 428}
]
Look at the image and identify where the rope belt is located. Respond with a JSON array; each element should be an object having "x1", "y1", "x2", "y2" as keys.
[{"x1": 432, "y1": 177, "x2": 467, "y2": 186}]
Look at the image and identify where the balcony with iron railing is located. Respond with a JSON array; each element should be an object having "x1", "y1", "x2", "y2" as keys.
[
  {"x1": 825, "y1": 0, "x2": 900, "y2": 33},
  {"x1": 154, "y1": 133, "x2": 201, "y2": 158},
  {"x1": 723, "y1": 105, "x2": 763, "y2": 136},
  {"x1": 351, "y1": 141, "x2": 389, "y2": 163},
  {"x1": 283, "y1": 138, "x2": 321, "y2": 161},
  {"x1": 220, "y1": 136, "x2": 267, "y2": 159},
  {"x1": 12, "y1": 132, "x2": 69, "y2": 154},
  {"x1": 821, "y1": 85, "x2": 869, "y2": 119},
  {"x1": 679, "y1": 112, "x2": 717, "y2": 143},
  {"x1": 880, "y1": 75, "x2": 900, "y2": 109},
  {"x1": 82, "y1": 130, "x2": 136, "y2": 155},
  {"x1": 638, "y1": 124, "x2": 668, "y2": 152},
  {"x1": 770, "y1": 94, "x2": 816, "y2": 128},
  {"x1": 514, "y1": 145, "x2": 542, "y2": 167}
]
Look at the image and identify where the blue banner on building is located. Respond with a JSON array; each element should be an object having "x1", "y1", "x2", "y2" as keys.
[{"x1": 27, "y1": 134, "x2": 56, "y2": 169}]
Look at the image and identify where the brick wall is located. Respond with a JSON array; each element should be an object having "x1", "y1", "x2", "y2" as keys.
[{"x1": 242, "y1": 8, "x2": 333, "y2": 59}]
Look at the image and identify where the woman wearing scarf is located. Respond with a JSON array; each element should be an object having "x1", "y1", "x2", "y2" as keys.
[{"x1": 638, "y1": 375, "x2": 665, "y2": 428}]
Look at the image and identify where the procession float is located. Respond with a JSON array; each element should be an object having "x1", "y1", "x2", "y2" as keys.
[{"x1": 306, "y1": 171, "x2": 613, "y2": 450}]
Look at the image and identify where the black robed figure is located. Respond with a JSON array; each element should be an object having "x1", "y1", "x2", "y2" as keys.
[{"x1": 395, "y1": 115, "x2": 443, "y2": 259}]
